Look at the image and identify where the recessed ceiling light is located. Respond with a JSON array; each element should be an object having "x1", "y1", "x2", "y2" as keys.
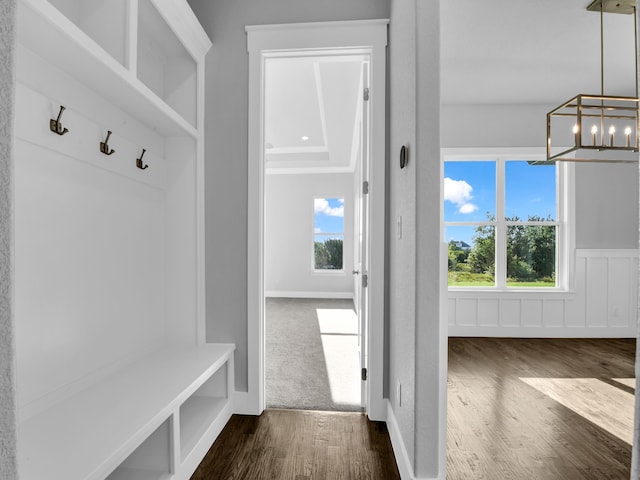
[{"x1": 301, "y1": 136, "x2": 309, "y2": 141}]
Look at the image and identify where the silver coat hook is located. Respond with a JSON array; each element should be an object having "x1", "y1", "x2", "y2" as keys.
[
  {"x1": 100, "y1": 130, "x2": 115, "y2": 156},
  {"x1": 136, "y1": 149, "x2": 149, "y2": 170},
  {"x1": 50, "y1": 105, "x2": 68, "y2": 136}
]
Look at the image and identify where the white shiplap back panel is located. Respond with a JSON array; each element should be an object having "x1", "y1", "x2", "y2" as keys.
[
  {"x1": 585, "y1": 257, "x2": 608, "y2": 328},
  {"x1": 14, "y1": 82, "x2": 166, "y2": 421}
]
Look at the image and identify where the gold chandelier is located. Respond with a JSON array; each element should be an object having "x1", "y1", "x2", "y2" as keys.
[{"x1": 544, "y1": 0, "x2": 639, "y2": 163}]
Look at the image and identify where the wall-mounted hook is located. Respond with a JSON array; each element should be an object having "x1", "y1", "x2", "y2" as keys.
[
  {"x1": 100, "y1": 130, "x2": 115, "y2": 156},
  {"x1": 136, "y1": 149, "x2": 149, "y2": 170},
  {"x1": 50, "y1": 105, "x2": 69, "y2": 136}
]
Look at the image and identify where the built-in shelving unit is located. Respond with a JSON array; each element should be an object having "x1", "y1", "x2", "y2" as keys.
[
  {"x1": 14, "y1": 1, "x2": 232, "y2": 479},
  {"x1": 17, "y1": 0, "x2": 199, "y2": 137}
]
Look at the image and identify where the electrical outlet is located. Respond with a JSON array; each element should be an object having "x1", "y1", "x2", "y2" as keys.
[
  {"x1": 397, "y1": 215, "x2": 402, "y2": 239},
  {"x1": 397, "y1": 380, "x2": 402, "y2": 407}
]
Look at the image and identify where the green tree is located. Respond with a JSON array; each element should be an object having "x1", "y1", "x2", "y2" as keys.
[
  {"x1": 448, "y1": 241, "x2": 469, "y2": 271},
  {"x1": 453, "y1": 212, "x2": 555, "y2": 284},
  {"x1": 314, "y1": 241, "x2": 328, "y2": 269},
  {"x1": 324, "y1": 238, "x2": 343, "y2": 269},
  {"x1": 525, "y1": 217, "x2": 555, "y2": 279},
  {"x1": 507, "y1": 218, "x2": 534, "y2": 281},
  {"x1": 467, "y1": 219, "x2": 495, "y2": 275},
  {"x1": 506, "y1": 215, "x2": 555, "y2": 282},
  {"x1": 314, "y1": 239, "x2": 343, "y2": 269}
]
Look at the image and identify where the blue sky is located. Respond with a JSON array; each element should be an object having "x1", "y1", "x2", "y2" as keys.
[
  {"x1": 314, "y1": 197, "x2": 344, "y2": 238},
  {"x1": 444, "y1": 161, "x2": 556, "y2": 246}
]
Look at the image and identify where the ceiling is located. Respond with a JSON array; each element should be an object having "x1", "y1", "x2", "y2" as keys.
[
  {"x1": 441, "y1": 0, "x2": 637, "y2": 105},
  {"x1": 264, "y1": 55, "x2": 364, "y2": 173},
  {"x1": 264, "y1": 1, "x2": 638, "y2": 172}
]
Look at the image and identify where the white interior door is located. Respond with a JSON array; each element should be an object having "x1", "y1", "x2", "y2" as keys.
[{"x1": 354, "y1": 61, "x2": 370, "y2": 409}]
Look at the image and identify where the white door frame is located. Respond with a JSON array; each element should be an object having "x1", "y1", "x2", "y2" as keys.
[{"x1": 245, "y1": 19, "x2": 388, "y2": 420}]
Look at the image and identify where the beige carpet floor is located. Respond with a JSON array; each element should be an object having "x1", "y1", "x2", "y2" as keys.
[{"x1": 265, "y1": 297, "x2": 363, "y2": 411}]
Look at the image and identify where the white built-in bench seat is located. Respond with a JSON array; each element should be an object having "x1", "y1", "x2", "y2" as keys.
[{"x1": 18, "y1": 344, "x2": 235, "y2": 480}]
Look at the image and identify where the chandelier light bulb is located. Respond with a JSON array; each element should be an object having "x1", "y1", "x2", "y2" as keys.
[
  {"x1": 591, "y1": 125, "x2": 598, "y2": 146},
  {"x1": 625, "y1": 126, "x2": 633, "y2": 147},
  {"x1": 609, "y1": 126, "x2": 616, "y2": 146}
]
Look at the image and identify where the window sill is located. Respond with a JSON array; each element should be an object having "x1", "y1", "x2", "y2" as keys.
[
  {"x1": 448, "y1": 287, "x2": 576, "y2": 298},
  {"x1": 312, "y1": 269, "x2": 347, "y2": 276}
]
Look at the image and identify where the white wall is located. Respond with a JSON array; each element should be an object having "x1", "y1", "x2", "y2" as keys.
[
  {"x1": 187, "y1": 0, "x2": 390, "y2": 393},
  {"x1": 264, "y1": 172, "x2": 354, "y2": 298},
  {"x1": 0, "y1": 1, "x2": 18, "y2": 477},
  {"x1": 576, "y1": 162, "x2": 639, "y2": 249},
  {"x1": 388, "y1": 0, "x2": 446, "y2": 478}
]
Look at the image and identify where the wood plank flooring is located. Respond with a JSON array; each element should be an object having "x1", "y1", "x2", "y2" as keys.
[
  {"x1": 193, "y1": 338, "x2": 635, "y2": 479},
  {"x1": 191, "y1": 409, "x2": 401, "y2": 480},
  {"x1": 448, "y1": 337, "x2": 636, "y2": 480}
]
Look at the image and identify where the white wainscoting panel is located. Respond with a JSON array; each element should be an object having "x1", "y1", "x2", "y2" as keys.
[{"x1": 448, "y1": 249, "x2": 638, "y2": 337}]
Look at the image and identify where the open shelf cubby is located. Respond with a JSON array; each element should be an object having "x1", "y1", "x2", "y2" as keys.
[
  {"x1": 137, "y1": 0, "x2": 197, "y2": 128},
  {"x1": 180, "y1": 362, "x2": 229, "y2": 462},
  {"x1": 105, "y1": 418, "x2": 173, "y2": 480},
  {"x1": 46, "y1": 0, "x2": 128, "y2": 67}
]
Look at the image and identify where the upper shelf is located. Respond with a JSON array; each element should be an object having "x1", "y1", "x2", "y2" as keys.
[{"x1": 17, "y1": 0, "x2": 211, "y2": 138}]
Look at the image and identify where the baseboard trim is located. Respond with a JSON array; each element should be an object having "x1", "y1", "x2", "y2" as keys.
[
  {"x1": 386, "y1": 401, "x2": 415, "y2": 480},
  {"x1": 233, "y1": 391, "x2": 262, "y2": 416},
  {"x1": 449, "y1": 326, "x2": 637, "y2": 338},
  {"x1": 265, "y1": 291, "x2": 353, "y2": 300},
  {"x1": 386, "y1": 401, "x2": 442, "y2": 480}
]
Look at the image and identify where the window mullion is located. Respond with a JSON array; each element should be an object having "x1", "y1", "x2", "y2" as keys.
[{"x1": 495, "y1": 158, "x2": 507, "y2": 288}]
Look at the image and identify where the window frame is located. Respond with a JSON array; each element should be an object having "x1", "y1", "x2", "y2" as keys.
[
  {"x1": 312, "y1": 196, "x2": 346, "y2": 274},
  {"x1": 443, "y1": 148, "x2": 575, "y2": 291}
]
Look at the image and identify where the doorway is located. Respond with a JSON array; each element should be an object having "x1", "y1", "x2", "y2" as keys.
[
  {"x1": 246, "y1": 20, "x2": 387, "y2": 419},
  {"x1": 262, "y1": 52, "x2": 366, "y2": 411}
]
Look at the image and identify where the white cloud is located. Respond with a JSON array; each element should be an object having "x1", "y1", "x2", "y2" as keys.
[
  {"x1": 458, "y1": 203, "x2": 478, "y2": 214},
  {"x1": 314, "y1": 198, "x2": 344, "y2": 217},
  {"x1": 315, "y1": 227, "x2": 322, "y2": 233},
  {"x1": 444, "y1": 177, "x2": 478, "y2": 214}
]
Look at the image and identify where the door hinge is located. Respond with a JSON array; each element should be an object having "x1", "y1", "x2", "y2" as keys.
[
  {"x1": 361, "y1": 367, "x2": 368, "y2": 381},
  {"x1": 362, "y1": 181, "x2": 369, "y2": 195},
  {"x1": 362, "y1": 274, "x2": 368, "y2": 288},
  {"x1": 363, "y1": 87, "x2": 370, "y2": 101}
]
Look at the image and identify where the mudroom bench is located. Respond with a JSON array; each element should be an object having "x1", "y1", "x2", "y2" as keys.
[{"x1": 18, "y1": 344, "x2": 235, "y2": 480}]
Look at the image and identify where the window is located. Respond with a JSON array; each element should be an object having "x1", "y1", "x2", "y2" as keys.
[
  {"x1": 444, "y1": 155, "x2": 567, "y2": 289},
  {"x1": 313, "y1": 197, "x2": 344, "y2": 271}
]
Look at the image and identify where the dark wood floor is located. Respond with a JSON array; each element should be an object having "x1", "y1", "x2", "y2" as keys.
[
  {"x1": 191, "y1": 409, "x2": 400, "y2": 480},
  {"x1": 448, "y1": 337, "x2": 636, "y2": 480},
  {"x1": 193, "y1": 338, "x2": 635, "y2": 479}
]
